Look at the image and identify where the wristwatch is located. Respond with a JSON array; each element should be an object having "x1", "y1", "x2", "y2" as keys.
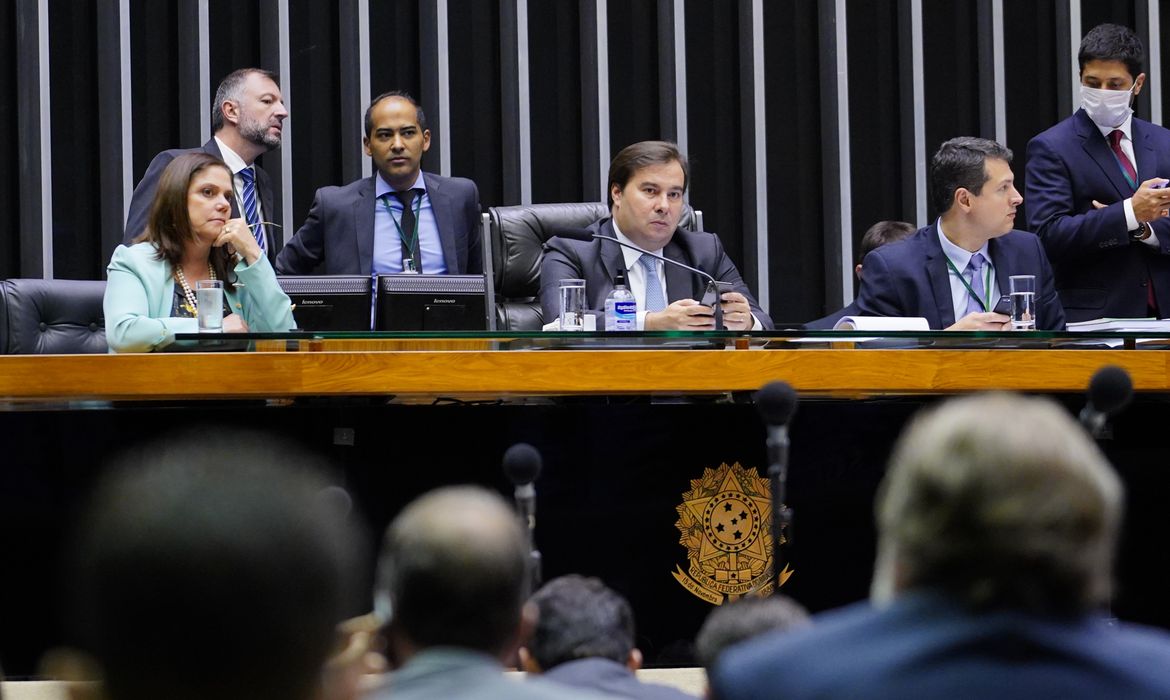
[{"x1": 1132, "y1": 222, "x2": 1152, "y2": 241}]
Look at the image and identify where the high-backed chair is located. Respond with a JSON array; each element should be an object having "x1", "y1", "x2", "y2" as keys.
[
  {"x1": 486, "y1": 203, "x2": 698, "y2": 330},
  {"x1": 0, "y1": 279, "x2": 108, "y2": 354}
]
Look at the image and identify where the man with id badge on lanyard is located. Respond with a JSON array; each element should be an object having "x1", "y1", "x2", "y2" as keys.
[
  {"x1": 854, "y1": 137, "x2": 1065, "y2": 330},
  {"x1": 277, "y1": 91, "x2": 482, "y2": 277}
]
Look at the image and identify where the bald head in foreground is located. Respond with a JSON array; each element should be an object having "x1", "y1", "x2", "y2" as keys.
[
  {"x1": 370, "y1": 486, "x2": 602, "y2": 700},
  {"x1": 712, "y1": 392, "x2": 1170, "y2": 700}
]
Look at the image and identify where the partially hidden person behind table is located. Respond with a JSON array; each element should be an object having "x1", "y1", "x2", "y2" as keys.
[
  {"x1": 804, "y1": 220, "x2": 916, "y2": 329},
  {"x1": 104, "y1": 152, "x2": 295, "y2": 352},
  {"x1": 853, "y1": 137, "x2": 1066, "y2": 330},
  {"x1": 539, "y1": 140, "x2": 772, "y2": 331}
]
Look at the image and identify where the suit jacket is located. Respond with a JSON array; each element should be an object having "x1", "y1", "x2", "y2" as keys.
[
  {"x1": 1025, "y1": 109, "x2": 1170, "y2": 321},
  {"x1": 539, "y1": 219, "x2": 773, "y2": 329},
  {"x1": 543, "y1": 658, "x2": 696, "y2": 700},
  {"x1": 274, "y1": 172, "x2": 482, "y2": 276},
  {"x1": 104, "y1": 242, "x2": 295, "y2": 353},
  {"x1": 365, "y1": 648, "x2": 606, "y2": 700},
  {"x1": 710, "y1": 592, "x2": 1170, "y2": 700},
  {"x1": 123, "y1": 138, "x2": 279, "y2": 264},
  {"x1": 853, "y1": 224, "x2": 1065, "y2": 330},
  {"x1": 803, "y1": 301, "x2": 860, "y2": 330}
]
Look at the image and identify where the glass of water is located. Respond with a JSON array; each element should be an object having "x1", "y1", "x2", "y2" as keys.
[
  {"x1": 1009, "y1": 275, "x2": 1036, "y2": 331},
  {"x1": 558, "y1": 279, "x2": 586, "y2": 331},
  {"x1": 196, "y1": 279, "x2": 224, "y2": 332}
]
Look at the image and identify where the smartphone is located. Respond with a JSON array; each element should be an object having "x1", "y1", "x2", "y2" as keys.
[
  {"x1": 696, "y1": 281, "x2": 735, "y2": 307},
  {"x1": 992, "y1": 294, "x2": 1011, "y2": 315}
]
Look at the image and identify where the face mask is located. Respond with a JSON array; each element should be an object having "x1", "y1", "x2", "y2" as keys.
[{"x1": 1081, "y1": 84, "x2": 1136, "y2": 129}]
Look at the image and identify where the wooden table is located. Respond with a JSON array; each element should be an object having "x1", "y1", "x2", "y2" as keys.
[{"x1": 1, "y1": 347, "x2": 1168, "y2": 402}]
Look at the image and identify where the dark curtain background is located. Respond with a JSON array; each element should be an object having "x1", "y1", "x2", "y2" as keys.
[{"x1": 7, "y1": 0, "x2": 1170, "y2": 320}]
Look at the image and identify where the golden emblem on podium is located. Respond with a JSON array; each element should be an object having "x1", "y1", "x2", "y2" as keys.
[{"x1": 672, "y1": 461, "x2": 793, "y2": 604}]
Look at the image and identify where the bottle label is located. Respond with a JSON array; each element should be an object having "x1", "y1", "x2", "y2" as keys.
[{"x1": 613, "y1": 300, "x2": 636, "y2": 330}]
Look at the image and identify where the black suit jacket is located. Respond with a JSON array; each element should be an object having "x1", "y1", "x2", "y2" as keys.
[
  {"x1": 1026, "y1": 110, "x2": 1170, "y2": 321},
  {"x1": 539, "y1": 218, "x2": 772, "y2": 329},
  {"x1": 275, "y1": 172, "x2": 481, "y2": 275},
  {"x1": 123, "y1": 138, "x2": 279, "y2": 264},
  {"x1": 854, "y1": 224, "x2": 1065, "y2": 330}
]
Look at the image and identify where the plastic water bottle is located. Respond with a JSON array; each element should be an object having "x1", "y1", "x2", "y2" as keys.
[{"x1": 605, "y1": 270, "x2": 637, "y2": 331}]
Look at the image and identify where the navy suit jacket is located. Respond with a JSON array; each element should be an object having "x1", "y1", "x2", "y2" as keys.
[
  {"x1": 711, "y1": 592, "x2": 1170, "y2": 700},
  {"x1": 804, "y1": 301, "x2": 859, "y2": 330},
  {"x1": 275, "y1": 172, "x2": 481, "y2": 275},
  {"x1": 539, "y1": 218, "x2": 772, "y2": 329},
  {"x1": 854, "y1": 224, "x2": 1065, "y2": 330},
  {"x1": 1026, "y1": 109, "x2": 1170, "y2": 321},
  {"x1": 123, "y1": 139, "x2": 279, "y2": 265}
]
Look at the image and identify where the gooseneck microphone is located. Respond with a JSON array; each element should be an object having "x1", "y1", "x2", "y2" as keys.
[
  {"x1": 553, "y1": 227, "x2": 727, "y2": 330},
  {"x1": 756, "y1": 381, "x2": 799, "y2": 593},
  {"x1": 1079, "y1": 365, "x2": 1134, "y2": 438},
  {"x1": 503, "y1": 442, "x2": 543, "y2": 591}
]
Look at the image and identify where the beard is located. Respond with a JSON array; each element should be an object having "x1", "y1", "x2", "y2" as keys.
[{"x1": 239, "y1": 113, "x2": 281, "y2": 151}]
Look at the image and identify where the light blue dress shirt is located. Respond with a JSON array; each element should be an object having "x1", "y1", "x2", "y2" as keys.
[{"x1": 372, "y1": 171, "x2": 448, "y2": 274}]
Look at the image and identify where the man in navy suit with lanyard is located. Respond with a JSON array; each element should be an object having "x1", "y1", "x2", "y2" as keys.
[
  {"x1": 1026, "y1": 23, "x2": 1170, "y2": 322},
  {"x1": 276, "y1": 91, "x2": 481, "y2": 276},
  {"x1": 854, "y1": 137, "x2": 1064, "y2": 330}
]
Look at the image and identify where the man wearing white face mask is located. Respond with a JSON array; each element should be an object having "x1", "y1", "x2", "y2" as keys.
[{"x1": 1026, "y1": 23, "x2": 1170, "y2": 322}]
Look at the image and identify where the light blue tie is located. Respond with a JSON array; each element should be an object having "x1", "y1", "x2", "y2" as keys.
[
  {"x1": 963, "y1": 253, "x2": 987, "y2": 317},
  {"x1": 239, "y1": 167, "x2": 266, "y2": 255},
  {"x1": 638, "y1": 254, "x2": 667, "y2": 312}
]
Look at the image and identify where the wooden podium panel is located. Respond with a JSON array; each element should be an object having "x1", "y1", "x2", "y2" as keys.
[{"x1": 2, "y1": 348, "x2": 1168, "y2": 402}]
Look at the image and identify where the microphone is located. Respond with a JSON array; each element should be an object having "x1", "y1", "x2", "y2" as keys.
[
  {"x1": 503, "y1": 442, "x2": 543, "y2": 591},
  {"x1": 755, "y1": 381, "x2": 799, "y2": 593},
  {"x1": 553, "y1": 226, "x2": 727, "y2": 330},
  {"x1": 1079, "y1": 365, "x2": 1133, "y2": 438}
]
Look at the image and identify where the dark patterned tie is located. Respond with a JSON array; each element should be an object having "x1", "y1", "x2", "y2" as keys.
[{"x1": 239, "y1": 167, "x2": 265, "y2": 255}]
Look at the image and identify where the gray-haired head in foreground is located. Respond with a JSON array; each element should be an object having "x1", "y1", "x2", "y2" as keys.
[
  {"x1": 68, "y1": 429, "x2": 365, "y2": 700},
  {"x1": 378, "y1": 485, "x2": 530, "y2": 657},
  {"x1": 870, "y1": 392, "x2": 1122, "y2": 615},
  {"x1": 526, "y1": 574, "x2": 636, "y2": 670},
  {"x1": 693, "y1": 595, "x2": 811, "y2": 669}
]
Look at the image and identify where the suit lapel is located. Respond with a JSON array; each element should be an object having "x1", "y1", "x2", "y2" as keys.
[
  {"x1": 1075, "y1": 110, "x2": 1134, "y2": 197},
  {"x1": 663, "y1": 236, "x2": 695, "y2": 301},
  {"x1": 355, "y1": 177, "x2": 376, "y2": 276},
  {"x1": 598, "y1": 220, "x2": 625, "y2": 287},
  {"x1": 1133, "y1": 120, "x2": 1160, "y2": 183},
  {"x1": 988, "y1": 236, "x2": 1019, "y2": 299},
  {"x1": 925, "y1": 225, "x2": 957, "y2": 327},
  {"x1": 423, "y1": 173, "x2": 459, "y2": 273}
]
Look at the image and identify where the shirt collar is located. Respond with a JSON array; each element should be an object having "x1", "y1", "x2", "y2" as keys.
[
  {"x1": 375, "y1": 170, "x2": 427, "y2": 198},
  {"x1": 610, "y1": 217, "x2": 662, "y2": 270},
  {"x1": 1094, "y1": 111, "x2": 1134, "y2": 141},
  {"x1": 936, "y1": 219, "x2": 991, "y2": 270},
  {"x1": 213, "y1": 136, "x2": 248, "y2": 174}
]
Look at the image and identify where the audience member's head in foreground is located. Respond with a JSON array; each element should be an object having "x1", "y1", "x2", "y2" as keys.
[
  {"x1": 693, "y1": 594, "x2": 811, "y2": 670},
  {"x1": 66, "y1": 430, "x2": 365, "y2": 700}
]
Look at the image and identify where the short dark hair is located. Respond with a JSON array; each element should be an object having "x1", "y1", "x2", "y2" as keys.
[
  {"x1": 378, "y1": 486, "x2": 529, "y2": 655},
  {"x1": 364, "y1": 90, "x2": 429, "y2": 137},
  {"x1": 68, "y1": 430, "x2": 364, "y2": 700},
  {"x1": 211, "y1": 68, "x2": 280, "y2": 133},
  {"x1": 693, "y1": 595, "x2": 811, "y2": 670},
  {"x1": 1079, "y1": 23, "x2": 1144, "y2": 79},
  {"x1": 858, "y1": 220, "x2": 915, "y2": 264},
  {"x1": 527, "y1": 575, "x2": 635, "y2": 670},
  {"x1": 608, "y1": 140, "x2": 689, "y2": 199},
  {"x1": 929, "y1": 137, "x2": 1013, "y2": 216}
]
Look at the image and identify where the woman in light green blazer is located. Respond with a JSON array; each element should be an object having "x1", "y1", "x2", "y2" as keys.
[{"x1": 104, "y1": 152, "x2": 295, "y2": 352}]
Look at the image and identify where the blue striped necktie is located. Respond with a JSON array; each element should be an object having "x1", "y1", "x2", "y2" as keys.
[
  {"x1": 638, "y1": 254, "x2": 667, "y2": 312},
  {"x1": 239, "y1": 166, "x2": 266, "y2": 255}
]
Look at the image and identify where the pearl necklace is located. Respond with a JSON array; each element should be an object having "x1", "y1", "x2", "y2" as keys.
[{"x1": 174, "y1": 264, "x2": 216, "y2": 315}]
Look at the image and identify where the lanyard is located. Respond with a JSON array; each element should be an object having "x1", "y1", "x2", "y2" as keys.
[
  {"x1": 944, "y1": 255, "x2": 993, "y2": 312},
  {"x1": 381, "y1": 192, "x2": 423, "y2": 253}
]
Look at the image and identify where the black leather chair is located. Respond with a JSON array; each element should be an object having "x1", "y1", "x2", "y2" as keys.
[
  {"x1": 487, "y1": 203, "x2": 698, "y2": 330},
  {"x1": 0, "y1": 279, "x2": 108, "y2": 354}
]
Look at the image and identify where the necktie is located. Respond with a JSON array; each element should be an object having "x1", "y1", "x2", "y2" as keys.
[
  {"x1": 1109, "y1": 130, "x2": 1158, "y2": 314},
  {"x1": 239, "y1": 167, "x2": 265, "y2": 255},
  {"x1": 963, "y1": 253, "x2": 987, "y2": 317},
  {"x1": 395, "y1": 189, "x2": 423, "y2": 273},
  {"x1": 1108, "y1": 130, "x2": 1138, "y2": 188},
  {"x1": 638, "y1": 254, "x2": 667, "y2": 312}
]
